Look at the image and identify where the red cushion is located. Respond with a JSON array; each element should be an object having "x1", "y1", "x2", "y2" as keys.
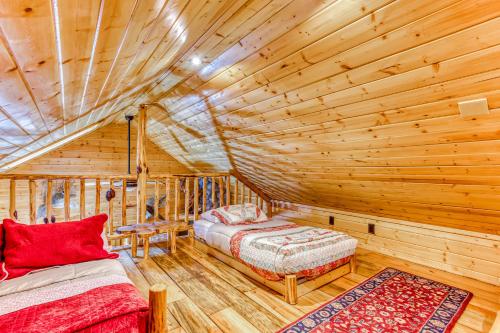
[{"x1": 1, "y1": 214, "x2": 117, "y2": 280}]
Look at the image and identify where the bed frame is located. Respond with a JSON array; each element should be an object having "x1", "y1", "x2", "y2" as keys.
[
  {"x1": 148, "y1": 284, "x2": 167, "y2": 333},
  {"x1": 194, "y1": 240, "x2": 356, "y2": 304}
]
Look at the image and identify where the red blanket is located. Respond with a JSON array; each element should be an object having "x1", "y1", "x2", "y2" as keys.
[{"x1": 0, "y1": 283, "x2": 148, "y2": 333}]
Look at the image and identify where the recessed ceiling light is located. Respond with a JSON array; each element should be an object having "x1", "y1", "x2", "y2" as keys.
[{"x1": 191, "y1": 56, "x2": 201, "y2": 66}]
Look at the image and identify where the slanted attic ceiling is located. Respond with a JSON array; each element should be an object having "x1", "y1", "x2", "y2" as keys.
[{"x1": 0, "y1": 1, "x2": 499, "y2": 234}]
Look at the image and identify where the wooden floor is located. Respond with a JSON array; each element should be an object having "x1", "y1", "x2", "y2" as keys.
[{"x1": 118, "y1": 238, "x2": 499, "y2": 333}]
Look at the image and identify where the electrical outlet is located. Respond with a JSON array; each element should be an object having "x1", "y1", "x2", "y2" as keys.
[
  {"x1": 329, "y1": 216, "x2": 335, "y2": 225},
  {"x1": 368, "y1": 223, "x2": 375, "y2": 234}
]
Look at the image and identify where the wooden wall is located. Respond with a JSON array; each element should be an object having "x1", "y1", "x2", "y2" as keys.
[
  {"x1": 10, "y1": 123, "x2": 190, "y2": 175},
  {"x1": 137, "y1": 0, "x2": 500, "y2": 235},
  {"x1": 273, "y1": 202, "x2": 500, "y2": 286}
]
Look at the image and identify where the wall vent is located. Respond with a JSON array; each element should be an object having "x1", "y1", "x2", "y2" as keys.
[
  {"x1": 368, "y1": 223, "x2": 375, "y2": 234},
  {"x1": 458, "y1": 98, "x2": 489, "y2": 117},
  {"x1": 329, "y1": 216, "x2": 335, "y2": 226}
]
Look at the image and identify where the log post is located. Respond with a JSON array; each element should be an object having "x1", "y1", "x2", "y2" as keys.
[
  {"x1": 226, "y1": 175, "x2": 230, "y2": 205},
  {"x1": 165, "y1": 178, "x2": 171, "y2": 221},
  {"x1": 95, "y1": 178, "x2": 101, "y2": 215},
  {"x1": 137, "y1": 104, "x2": 148, "y2": 224},
  {"x1": 121, "y1": 179, "x2": 127, "y2": 226},
  {"x1": 350, "y1": 254, "x2": 357, "y2": 273},
  {"x1": 80, "y1": 179, "x2": 86, "y2": 219},
  {"x1": 9, "y1": 179, "x2": 15, "y2": 219},
  {"x1": 234, "y1": 179, "x2": 238, "y2": 205},
  {"x1": 202, "y1": 177, "x2": 207, "y2": 212},
  {"x1": 218, "y1": 176, "x2": 224, "y2": 207},
  {"x1": 108, "y1": 179, "x2": 115, "y2": 235},
  {"x1": 193, "y1": 177, "x2": 199, "y2": 220},
  {"x1": 174, "y1": 177, "x2": 179, "y2": 221},
  {"x1": 148, "y1": 284, "x2": 167, "y2": 333},
  {"x1": 154, "y1": 180, "x2": 160, "y2": 222},
  {"x1": 184, "y1": 177, "x2": 190, "y2": 223},
  {"x1": 211, "y1": 177, "x2": 216, "y2": 208},
  {"x1": 29, "y1": 180, "x2": 36, "y2": 224},
  {"x1": 64, "y1": 180, "x2": 71, "y2": 221},
  {"x1": 46, "y1": 180, "x2": 53, "y2": 221}
]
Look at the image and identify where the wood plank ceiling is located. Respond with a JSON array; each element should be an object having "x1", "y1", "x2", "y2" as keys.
[{"x1": 0, "y1": 0, "x2": 499, "y2": 234}]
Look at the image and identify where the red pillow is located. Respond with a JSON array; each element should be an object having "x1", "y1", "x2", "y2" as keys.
[{"x1": 1, "y1": 214, "x2": 117, "y2": 280}]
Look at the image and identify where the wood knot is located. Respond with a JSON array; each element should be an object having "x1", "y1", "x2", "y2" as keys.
[
  {"x1": 136, "y1": 166, "x2": 142, "y2": 174},
  {"x1": 51, "y1": 215, "x2": 56, "y2": 223},
  {"x1": 43, "y1": 217, "x2": 48, "y2": 224},
  {"x1": 24, "y1": 7, "x2": 33, "y2": 13},
  {"x1": 106, "y1": 188, "x2": 116, "y2": 202},
  {"x1": 13, "y1": 210, "x2": 18, "y2": 220}
]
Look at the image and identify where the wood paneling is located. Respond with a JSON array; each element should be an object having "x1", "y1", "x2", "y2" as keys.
[
  {"x1": 272, "y1": 202, "x2": 500, "y2": 286},
  {"x1": 11, "y1": 123, "x2": 189, "y2": 175},
  {"x1": 0, "y1": 0, "x2": 498, "y2": 234}
]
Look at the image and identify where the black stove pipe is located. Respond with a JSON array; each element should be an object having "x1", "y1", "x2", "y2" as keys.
[{"x1": 125, "y1": 115, "x2": 134, "y2": 174}]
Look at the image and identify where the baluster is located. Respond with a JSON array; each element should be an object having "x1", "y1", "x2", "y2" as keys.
[
  {"x1": 184, "y1": 177, "x2": 190, "y2": 223},
  {"x1": 46, "y1": 180, "x2": 53, "y2": 222},
  {"x1": 247, "y1": 187, "x2": 252, "y2": 204},
  {"x1": 80, "y1": 179, "x2": 86, "y2": 219},
  {"x1": 174, "y1": 177, "x2": 179, "y2": 221},
  {"x1": 121, "y1": 179, "x2": 127, "y2": 226},
  {"x1": 234, "y1": 179, "x2": 238, "y2": 205},
  {"x1": 211, "y1": 177, "x2": 216, "y2": 208},
  {"x1": 95, "y1": 178, "x2": 101, "y2": 215},
  {"x1": 154, "y1": 180, "x2": 160, "y2": 222},
  {"x1": 202, "y1": 177, "x2": 207, "y2": 212},
  {"x1": 9, "y1": 179, "x2": 16, "y2": 219},
  {"x1": 240, "y1": 184, "x2": 245, "y2": 204},
  {"x1": 29, "y1": 180, "x2": 36, "y2": 224},
  {"x1": 193, "y1": 177, "x2": 199, "y2": 220},
  {"x1": 64, "y1": 180, "x2": 71, "y2": 221},
  {"x1": 108, "y1": 179, "x2": 115, "y2": 235},
  {"x1": 218, "y1": 176, "x2": 224, "y2": 207},
  {"x1": 226, "y1": 175, "x2": 230, "y2": 205},
  {"x1": 165, "y1": 178, "x2": 171, "y2": 221}
]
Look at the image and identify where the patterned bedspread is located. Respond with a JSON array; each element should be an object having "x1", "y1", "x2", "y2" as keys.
[
  {"x1": 229, "y1": 223, "x2": 357, "y2": 281},
  {"x1": 0, "y1": 260, "x2": 148, "y2": 333}
]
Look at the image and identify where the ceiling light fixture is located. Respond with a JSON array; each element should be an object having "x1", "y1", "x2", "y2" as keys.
[{"x1": 191, "y1": 56, "x2": 201, "y2": 66}]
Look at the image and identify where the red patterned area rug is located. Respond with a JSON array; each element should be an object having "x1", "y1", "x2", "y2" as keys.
[{"x1": 278, "y1": 268, "x2": 472, "y2": 333}]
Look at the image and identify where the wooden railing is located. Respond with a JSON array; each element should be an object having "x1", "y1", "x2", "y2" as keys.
[{"x1": 0, "y1": 172, "x2": 271, "y2": 237}]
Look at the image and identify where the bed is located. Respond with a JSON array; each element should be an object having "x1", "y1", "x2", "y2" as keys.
[
  {"x1": 0, "y1": 258, "x2": 152, "y2": 333},
  {"x1": 0, "y1": 214, "x2": 166, "y2": 333},
  {"x1": 193, "y1": 208, "x2": 357, "y2": 304}
]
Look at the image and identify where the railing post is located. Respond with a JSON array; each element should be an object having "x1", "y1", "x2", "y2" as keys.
[
  {"x1": 202, "y1": 177, "x2": 207, "y2": 212},
  {"x1": 46, "y1": 180, "x2": 53, "y2": 222},
  {"x1": 193, "y1": 177, "x2": 199, "y2": 220},
  {"x1": 95, "y1": 178, "x2": 101, "y2": 215},
  {"x1": 136, "y1": 104, "x2": 148, "y2": 224},
  {"x1": 174, "y1": 177, "x2": 179, "y2": 221},
  {"x1": 80, "y1": 179, "x2": 86, "y2": 219},
  {"x1": 165, "y1": 178, "x2": 171, "y2": 221},
  {"x1": 225, "y1": 175, "x2": 230, "y2": 206},
  {"x1": 234, "y1": 179, "x2": 238, "y2": 205},
  {"x1": 211, "y1": 177, "x2": 216, "y2": 209},
  {"x1": 154, "y1": 180, "x2": 160, "y2": 222},
  {"x1": 108, "y1": 179, "x2": 115, "y2": 235},
  {"x1": 9, "y1": 179, "x2": 16, "y2": 219},
  {"x1": 184, "y1": 177, "x2": 190, "y2": 223},
  {"x1": 29, "y1": 180, "x2": 36, "y2": 224},
  {"x1": 218, "y1": 176, "x2": 224, "y2": 207},
  {"x1": 64, "y1": 180, "x2": 71, "y2": 221},
  {"x1": 121, "y1": 179, "x2": 127, "y2": 226}
]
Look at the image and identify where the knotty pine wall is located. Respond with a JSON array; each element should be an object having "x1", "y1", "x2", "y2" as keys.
[
  {"x1": 10, "y1": 123, "x2": 191, "y2": 175},
  {"x1": 0, "y1": 123, "x2": 191, "y2": 224},
  {"x1": 273, "y1": 202, "x2": 500, "y2": 286}
]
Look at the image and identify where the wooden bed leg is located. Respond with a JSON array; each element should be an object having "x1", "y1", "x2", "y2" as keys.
[
  {"x1": 131, "y1": 234, "x2": 138, "y2": 258},
  {"x1": 350, "y1": 254, "x2": 357, "y2": 273},
  {"x1": 188, "y1": 228, "x2": 194, "y2": 246},
  {"x1": 148, "y1": 284, "x2": 167, "y2": 333},
  {"x1": 285, "y1": 275, "x2": 298, "y2": 305}
]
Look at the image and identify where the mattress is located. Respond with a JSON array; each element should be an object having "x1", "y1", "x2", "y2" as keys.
[{"x1": 193, "y1": 218, "x2": 357, "y2": 280}]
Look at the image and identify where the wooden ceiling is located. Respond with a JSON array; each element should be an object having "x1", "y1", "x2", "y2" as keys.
[{"x1": 0, "y1": 0, "x2": 499, "y2": 233}]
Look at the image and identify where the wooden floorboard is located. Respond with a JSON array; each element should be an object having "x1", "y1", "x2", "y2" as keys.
[{"x1": 122, "y1": 239, "x2": 498, "y2": 333}]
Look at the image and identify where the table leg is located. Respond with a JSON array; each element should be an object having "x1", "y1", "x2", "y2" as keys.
[
  {"x1": 131, "y1": 234, "x2": 137, "y2": 258},
  {"x1": 143, "y1": 236, "x2": 150, "y2": 259},
  {"x1": 170, "y1": 230, "x2": 177, "y2": 254}
]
